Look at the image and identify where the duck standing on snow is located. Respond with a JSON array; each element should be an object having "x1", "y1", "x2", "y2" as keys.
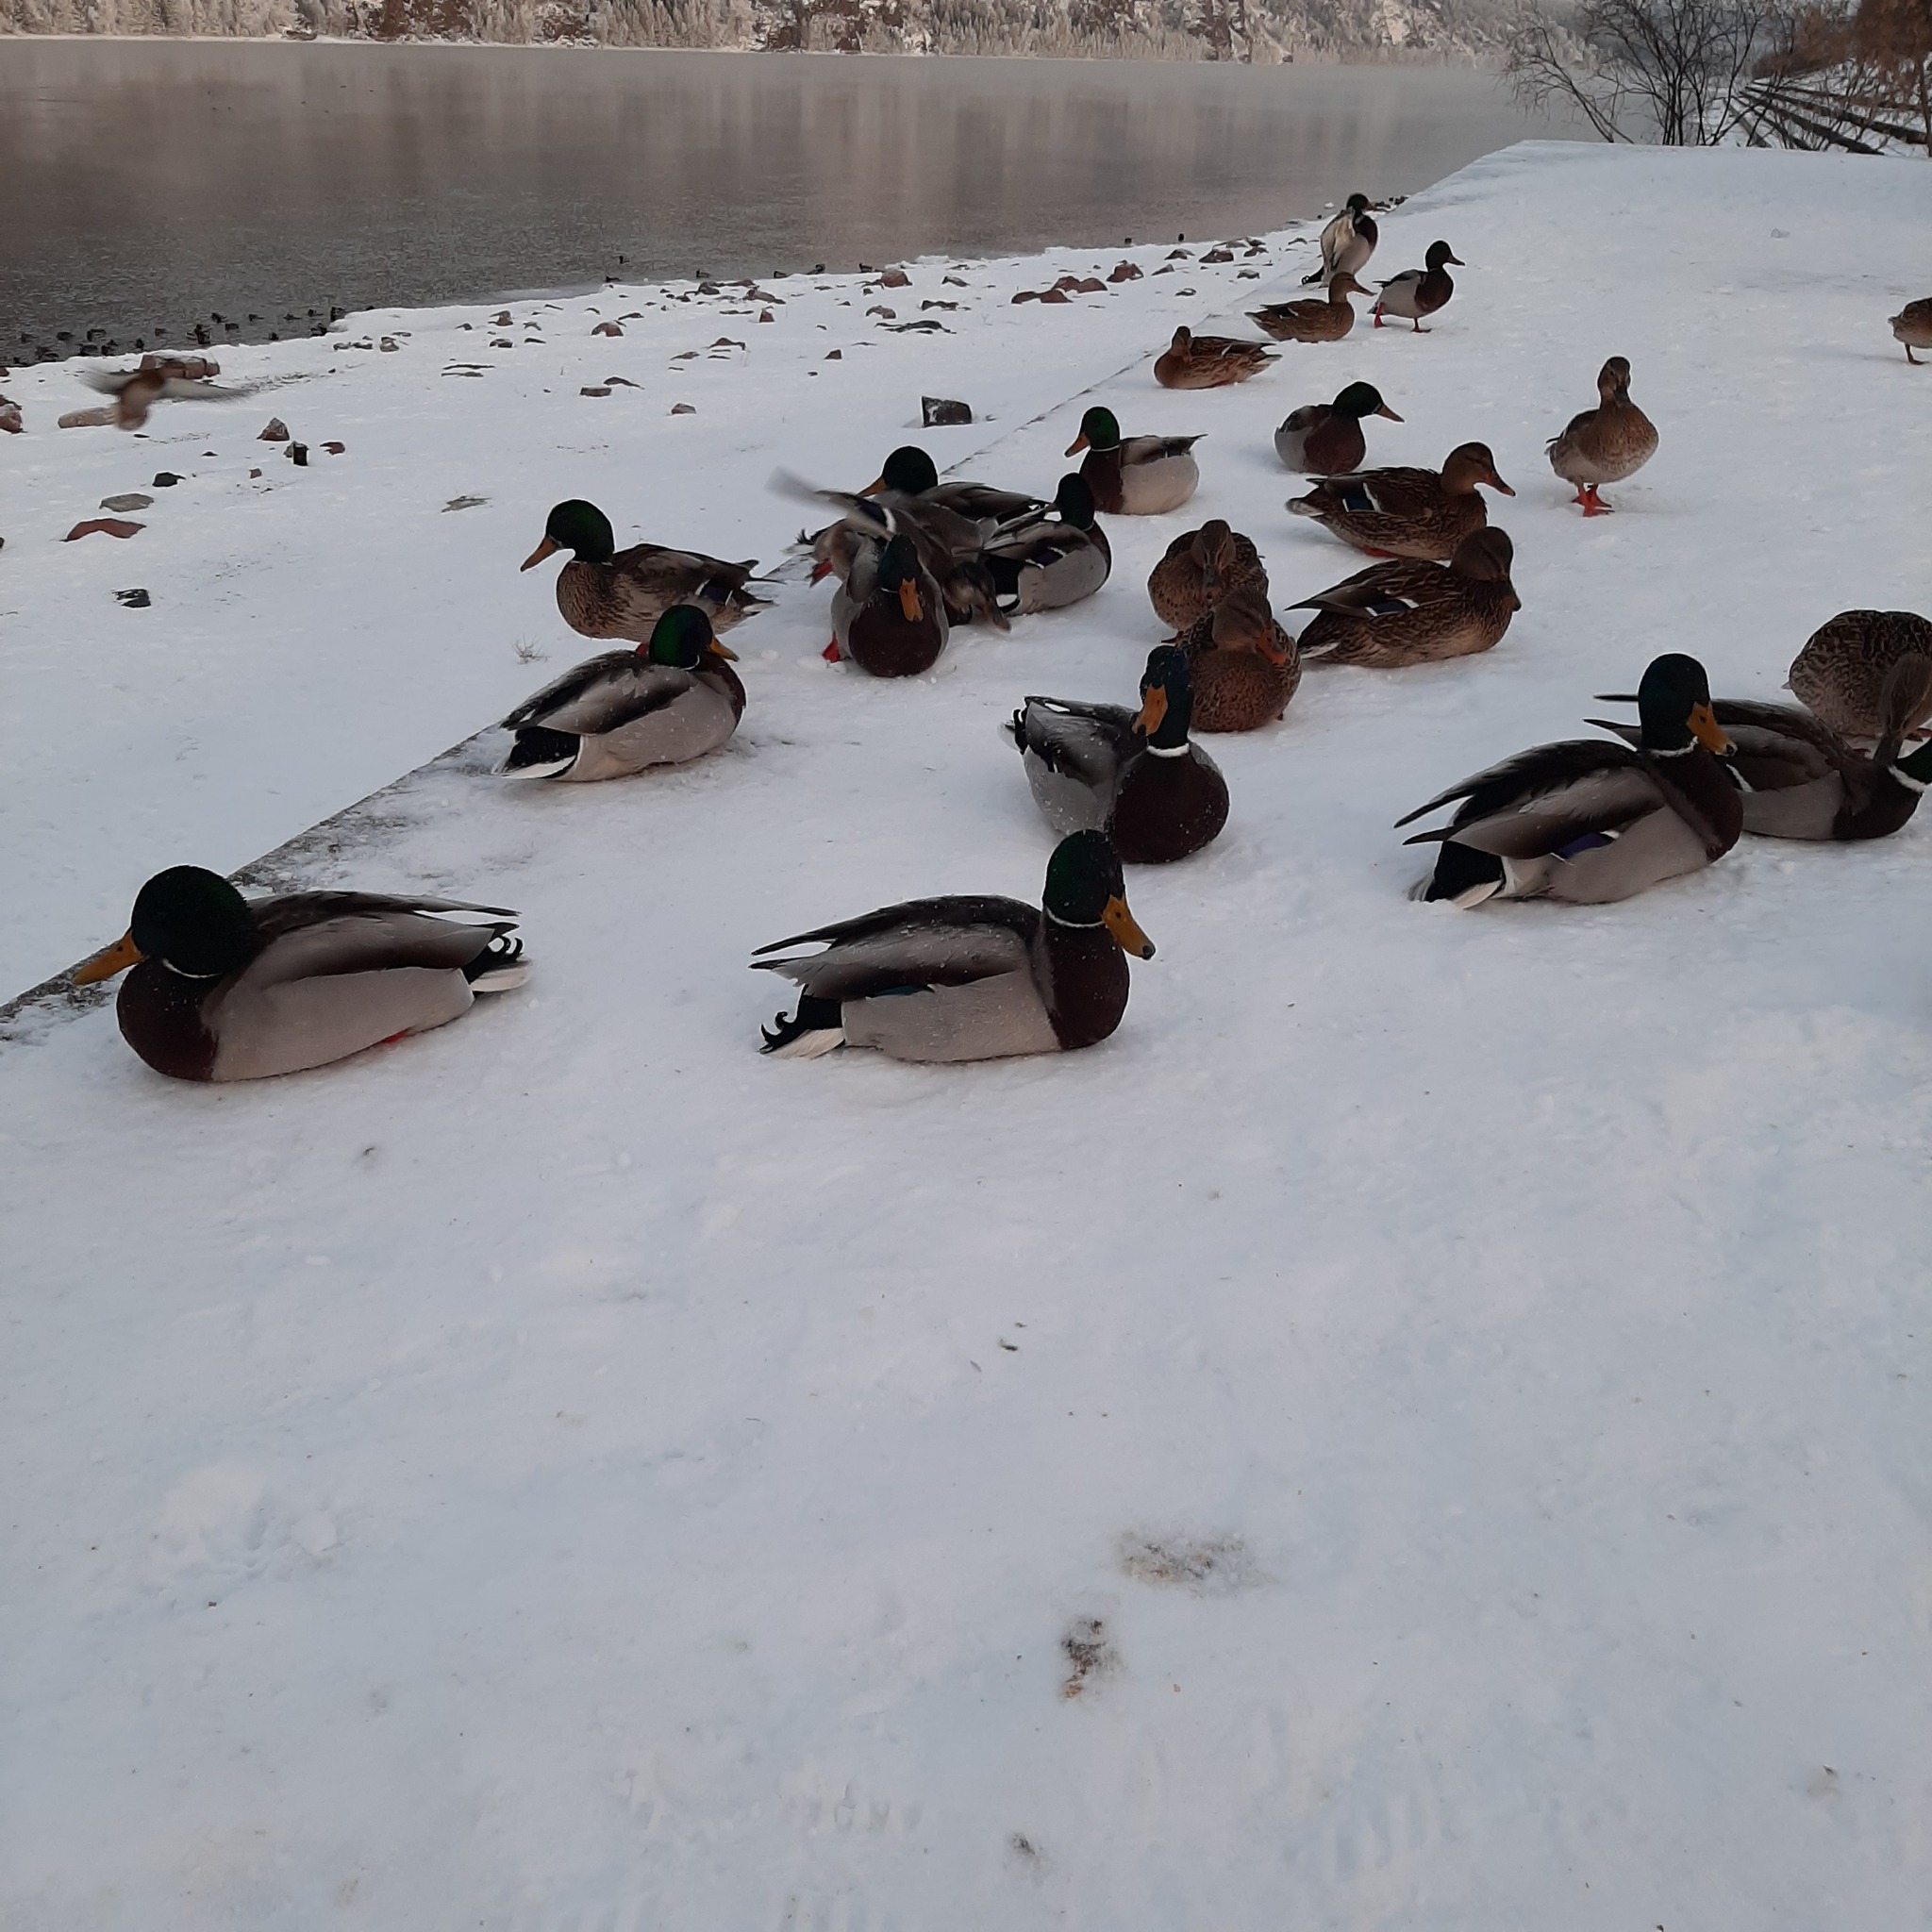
[
  {"x1": 1006, "y1": 646, "x2": 1229, "y2": 863},
  {"x1": 828, "y1": 529, "x2": 950, "y2": 676},
  {"x1": 73, "y1": 867, "x2": 527, "y2": 1081},
  {"x1": 1247, "y1": 275, "x2": 1372, "y2": 344},
  {"x1": 1289, "y1": 442, "x2": 1515, "y2": 560},
  {"x1": 1591, "y1": 654, "x2": 1932, "y2": 842},
  {"x1": 75, "y1": 362, "x2": 260, "y2": 430},
  {"x1": 1546, "y1": 357, "x2": 1657, "y2": 515},
  {"x1": 1065, "y1": 406, "x2": 1202, "y2": 515},
  {"x1": 978, "y1": 475, "x2": 1112, "y2": 614},
  {"x1": 1889, "y1": 296, "x2": 1932, "y2": 364},
  {"x1": 498, "y1": 605, "x2": 744, "y2": 780},
  {"x1": 1274, "y1": 381, "x2": 1403, "y2": 475},
  {"x1": 1373, "y1": 242, "x2": 1463, "y2": 332},
  {"x1": 753, "y1": 830, "x2": 1155, "y2": 1062},
  {"x1": 1174, "y1": 578, "x2": 1301, "y2": 731},
  {"x1": 1154, "y1": 327, "x2": 1278, "y2": 390},
  {"x1": 1294, "y1": 528, "x2": 1520, "y2": 670},
  {"x1": 1147, "y1": 519, "x2": 1265, "y2": 631},
  {"x1": 1788, "y1": 608, "x2": 1932, "y2": 739},
  {"x1": 1303, "y1": 192, "x2": 1378, "y2": 284},
  {"x1": 522, "y1": 499, "x2": 769, "y2": 639},
  {"x1": 1396, "y1": 653, "x2": 1741, "y2": 907}
]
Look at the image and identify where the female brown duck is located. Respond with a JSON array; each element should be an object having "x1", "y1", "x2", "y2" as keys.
[
  {"x1": 1289, "y1": 442, "x2": 1514, "y2": 560},
  {"x1": 1294, "y1": 529, "x2": 1519, "y2": 670}
]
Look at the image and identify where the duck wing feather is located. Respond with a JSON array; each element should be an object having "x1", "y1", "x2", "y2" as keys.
[{"x1": 752, "y1": 896, "x2": 1039, "y2": 1001}]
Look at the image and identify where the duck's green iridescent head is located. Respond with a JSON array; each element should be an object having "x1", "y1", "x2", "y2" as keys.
[
  {"x1": 876, "y1": 533, "x2": 926, "y2": 623},
  {"x1": 1332, "y1": 381, "x2": 1401, "y2": 424},
  {"x1": 1638, "y1": 654, "x2": 1732, "y2": 756},
  {"x1": 869, "y1": 446, "x2": 940, "y2": 496},
  {"x1": 1042, "y1": 831, "x2": 1155, "y2": 958},
  {"x1": 645, "y1": 603, "x2": 735, "y2": 668},
  {"x1": 1425, "y1": 241, "x2": 1464, "y2": 271},
  {"x1": 1345, "y1": 192, "x2": 1372, "y2": 214},
  {"x1": 74, "y1": 865, "x2": 258, "y2": 985},
  {"x1": 1135, "y1": 645, "x2": 1194, "y2": 750},
  {"x1": 522, "y1": 500, "x2": 615, "y2": 571},
  {"x1": 1066, "y1": 407, "x2": 1122, "y2": 457},
  {"x1": 1054, "y1": 473, "x2": 1098, "y2": 528}
]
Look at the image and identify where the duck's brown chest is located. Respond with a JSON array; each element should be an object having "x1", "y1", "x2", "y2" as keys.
[
  {"x1": 1037, "y1": 924, "x2": 1130, "y2": 1051},
  {"x1": 117, "y1": 963, "x2": 219, "y2": 1081},
  {"x1": 1109, "y1": 751, "x2": 1230, "y2": 862}
]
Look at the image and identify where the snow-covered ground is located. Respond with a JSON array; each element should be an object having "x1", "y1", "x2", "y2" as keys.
[{"x1": 4, "y1": 142, "x2": 1931, "y2": 1928}]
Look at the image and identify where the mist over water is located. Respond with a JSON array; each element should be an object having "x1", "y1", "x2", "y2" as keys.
[{"x1": 0, "y1": 42, "x2": 1579, "y2": 350}]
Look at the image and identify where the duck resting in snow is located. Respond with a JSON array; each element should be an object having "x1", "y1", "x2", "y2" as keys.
[{"x1": 1545, "y1": 357, "x2": 1657, "y2": 515}]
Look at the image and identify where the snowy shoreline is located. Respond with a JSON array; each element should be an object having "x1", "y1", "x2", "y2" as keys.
[{"x1": 5, "y1": 142, "x2": 1932, "y2": 1928}]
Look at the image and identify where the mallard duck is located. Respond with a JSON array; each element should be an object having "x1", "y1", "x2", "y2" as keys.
[
  {"x1": 1373, "y1": 242, "x2": 1462, "y2": 331},
  {"x1": 1005, "y1": 646, "x2": 1229, "y2": 864},
  {"x1": 1788, "y1": 608, "x2": 1932, "y2": 739},
  {"x1": 979, "y1": 474, "x2": 1112, "y2": 614},
  {"x1": 1175, "y1": 578, "x2": 1301, "y2": 731},
  {"x1": 863, "y1": 444, "x2": 1044, "y2": 534},
  {"x1": 1288, "y1": 442, "x2": 1515, "y2": 561},
  {"x1": 1396, "y1": 654, "x2": 1741, "y2": 906},
  {"x1": 1295, "y1": 528, "x2": 1519, "y2": 670},
  {"x1": 498, "y1": 605, "x2": 744, "y2": 780},
  {"x1": 76, "y1": 364, "x2": 259, "y2": 430},
  {"x1": 1546, "y1": 357, "x2": 1657, "y2": 515},
  {"x1": 1065, "y1": 407, "x2": 1202, "y2": 515},
  {"x1": 1589, "y1": 654, "x2": 1932, "y2": 842},
  {"x1": 1146, "y1": 519, "x2": 1265, "y2": 631},
  {"x1": 1889, "y1": 297, "x2": 1932, "y2": 364},
  {"x1": 754, "y1": 830, "x2": 1155, "y2": 1061},
  {"x1": 1302, "y1": 193, "x2": 1378, "y2": 284},
  {"x1": 1274, "y1": 382, "x2": 1403, "y2": 475},
  {"x1": 828, "y1": 530, "x2": 949, "y2": 676},
  {"x1": 522, "y1": 499, "x2": 769, "y2": 640},
  {"x1": 72, "y1": 867, "x2": 527, "y2": 1081},
  {"x1": 1154, "y1": 327, "x2": 1277, "y2": 390},
  {"x1": 1247, "y1": 274, "x2": 1372, "y2": 344}
]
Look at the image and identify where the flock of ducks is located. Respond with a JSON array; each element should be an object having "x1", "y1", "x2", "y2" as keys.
[{"x1": 66, "y1": 199, "x2": 1932, "y2": 1080}]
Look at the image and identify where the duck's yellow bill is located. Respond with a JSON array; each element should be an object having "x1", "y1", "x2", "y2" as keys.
[
  {"x1": 1064, "y1": 432, "x2": 1090, "y2": 457},
  {"x1": 1689, "y1": 702, "x2": 1734, "y2": 756},
  {"x1": 1133, "y1": 685, "x2": 1168, "y2": 738},
  {"x1": 1376, "y1": 404, "x2": 1405, "y2": 422},
  {"x1": 897, "y1": 579, "x2": 924, "y2": 624},
  {"x1": 860, "y1": 475, "x2": 887, "y2": 497},
  {"x1": 519, "y1": 534, "x2": 559, "y2": 572},
  {"x1": 708, "y1": 638, "x2": 740, "y2": 662},
  {"x1": 1103, "y1": 895, "x2": 1155, "y2": 959},
  {"x1": 74, "y1": 930, "x2": 143, "y2": 986}
]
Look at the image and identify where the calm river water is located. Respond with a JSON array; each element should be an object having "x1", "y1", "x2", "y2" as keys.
[{"x1": 0, "y1": 42, "x2": 1578, "y2": 353}]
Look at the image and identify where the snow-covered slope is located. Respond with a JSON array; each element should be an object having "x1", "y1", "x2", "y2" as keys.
[{"x1": 3, "y1": 143, "x2": 1931, "y2": 1928}]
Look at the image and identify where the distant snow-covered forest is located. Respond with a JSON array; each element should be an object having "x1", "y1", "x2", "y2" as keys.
[{"x1": 1, "y1": 0, "x2": 1514, "y2": 62}]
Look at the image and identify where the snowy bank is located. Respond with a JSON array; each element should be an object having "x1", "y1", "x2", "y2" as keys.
[{"x1": 3, "y1": 142, "x2": 1932, "y2": 1928}]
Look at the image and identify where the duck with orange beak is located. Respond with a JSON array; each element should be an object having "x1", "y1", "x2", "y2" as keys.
[{"x1": 828, "y1": 531, "x2": 951, "y2": 676}]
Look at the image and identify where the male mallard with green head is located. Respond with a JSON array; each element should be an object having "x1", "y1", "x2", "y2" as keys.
[
  {"x1": 1591, "y1": 655, "x2": 1932, "y2": 841},
  {"x1": 1247, "y1": 274, "x2": 1372, "y2": 344},
  {"x1": 862, "y1": 444, "x2": 1044, "y2": 536},
  {"x1": 1065, "y1": 407, "x2": 1202, "y2": 515},
  {"x1": 979, "y1": 475, "x2": 1112, "y2": 614},
  {"x1": 754, "y1": 830, "x2": 1155, "y2": 1062},
  {"x1": 522, "y1": 499, "x2": 768, "y2": 640},
  {"x1": 1788, "y1": 608, "x2": 1932, "y2": 740},
  {"x1": 1373, "y1": 242, "x2": 1463, "y2": 331},
  {"x1": 74, "y1": 868, "x2": 527, "y2": 1081},
  {"x1": 498, "y1": 604, "x2": 744, "y2": 781},
  {"x1": 1288, "y1": 442, "x2": 1514, "y2": 560},
  {"x1": 1546, "y1": 357, "x2": 1657, "y2": 515},
  {"x1": 1147, "y1": 519, "x2": 1265, "y2": 631},
  {"x1": 1294, "y1": 528, "x2": 1519, "y2": 670},
  {"x1": 1006, "y1": 647, "x2": 1229, "y2": 864},
  {"x1": 1274, "y1": 382, "x2": 1403, "y2": 475},
  {"x1": 1303, "y1": 192, "x2": 1378, "y2": 284},
  {"x1": 1397, "y1": 654, "x2": 1741, "y2": 905},
  {"x1": 828, "y1": 530, "x2": 950, "y2": 676}
]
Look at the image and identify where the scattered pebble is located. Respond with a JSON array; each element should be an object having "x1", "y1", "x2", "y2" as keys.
[
  {"x1": 100, "y1": 492, "x2": 154, "y2": 512},
  {"x1": 922, "y1": 396, "x2": 972, "y2": 426},
  {"x1": 58, "y1": 407, "x2": 115, "y2": 429},
  {"x1": 64, "y1": 518, "x2": 144, "y2": 541},
  {"x1": 1108, "y1": 261, "x2": 1143, "y2": 283},
  {"x1": 591, "y1": 322, "x2": 624, "y2": 338},
  {"x1": 442, "y1": 495, "x2": 489, "y2": 512},
  {"x1": 671, "y1": 403, "x2": 696, "y2": 415},
  {"x1": 114, "y1": 588, "x2": 152, "y2": 608},
  {"x1": 151, "y1": 472, "x2": 182, "y2": 487},
  {"x1": 321, "y1": 441, "x2": 346, "y2": 455},
  {"x1": 1201, "y1": 246, "x2": 1235, "y2": 263},
  {"x1": 877, "y1": 268, "x2": 911, "y2": 289},
  {"x1": 0, "y1": 397, "x2": 22, "y2": 435},
  {"x1": 287, "y1": 442, "x2": 308, "y2": 466},
  {"x1": 258, "y1": 417, "x2": 290, "y2": 441},
  {"x1": 580, "y1": 385, "x2": 612, "y2": 397}
]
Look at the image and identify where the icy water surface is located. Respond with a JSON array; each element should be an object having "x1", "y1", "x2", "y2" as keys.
[{"x1": 0, "y1": 42, "x2": 1578, "y2": 354}]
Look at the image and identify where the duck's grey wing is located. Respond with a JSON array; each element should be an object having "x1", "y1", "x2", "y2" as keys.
[
  {"x1": 501, "y1": 651, "x2": 641, "y2": 729},
  {"x1": 1397, "y1": 740, "x2": 1653, "y2": 838},
  {"x1": 752, "y1": 895, "x2": 1037, "y2": 1000},
  {"x1": 1011, "y1": 697, "x2": 1139, "y2": 790},
  {"x1": 242, "y1": 896, "x2": 516, "y2": 983},
  {"x1": 503, "y1": 657, "x2": 693, "y2": 735}
]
